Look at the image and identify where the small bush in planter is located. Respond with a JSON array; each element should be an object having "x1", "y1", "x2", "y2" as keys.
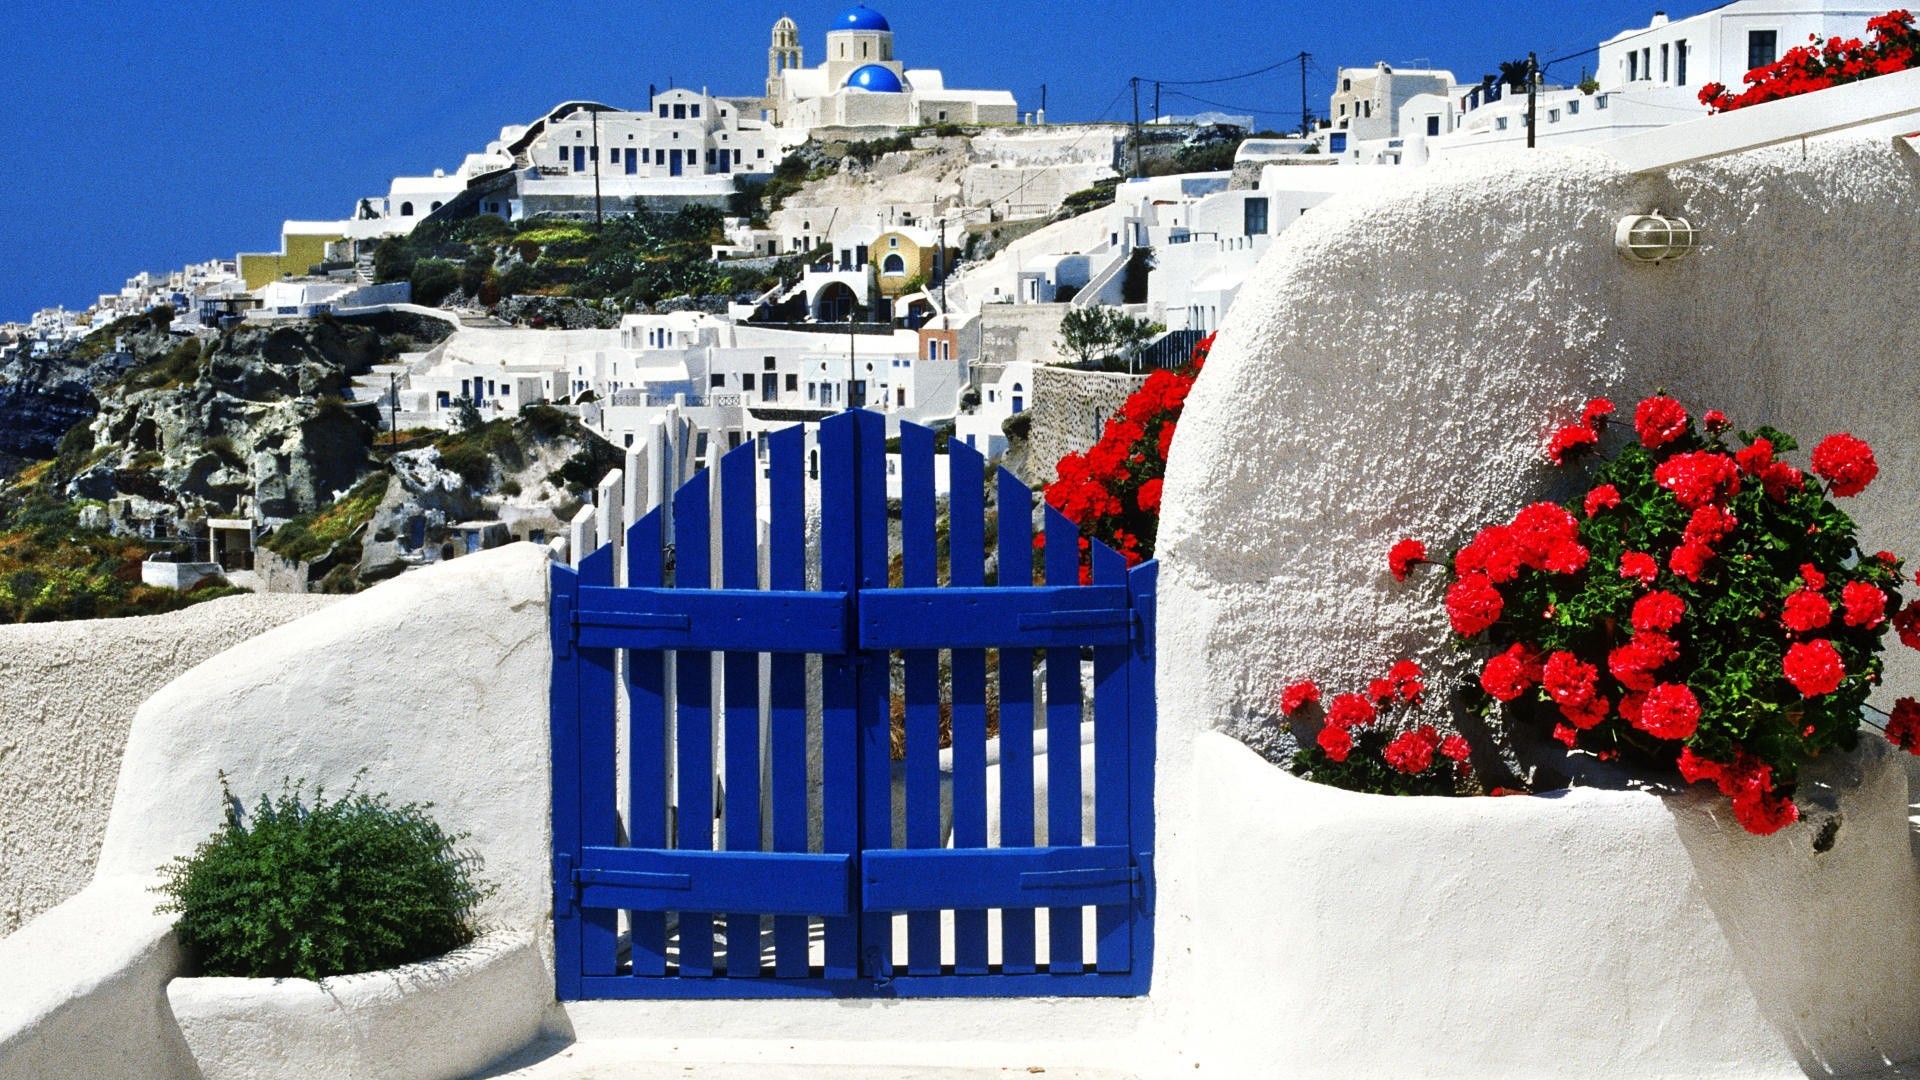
[{"x1": 156, "y1": 778, "x2": 488, "y2": 980}]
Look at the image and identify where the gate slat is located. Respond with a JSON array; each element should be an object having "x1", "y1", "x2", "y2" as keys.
[
  {"x1": 947, "y1": 441, "x2": 990, "y2": 975},
  {"x1": 1042, "y1": 509, "x2": 1085, "y2": 974},
  {"x1": 1091, "y1": 540, "x2": 1131, "y2": 974},
  {"x1": 626, "y1": 507, "x2": 669, "y2": 978},
  {"x1": 720, "y1": 445, "x2": 763, "y2": 977},
  {"x1": 673, "y1": 474, "x2": 716, "y2": 977},
  {"x1": 577, "y1": 543, "x2": 621, "y2": 979},
  {"x1": 550, "y1": 562, "x2": 585, "y2": 999},
  {"x1": 995, "y1": 467, "x2": 1037, "y2": 975},
  {"x1": 901, "y1": 424, "x2": 941, "y2": 975},
  {"x1": 1126, "y1": 561, "x2": 1159, "y2": 987},
  {"x1": 817, "y1": 414, "x2": 861, "y2": 980},
  {"x1": 853, "y1": 410, "x2": 893, "y2": 983},
  {"x1": 767, "y1": 426, "x2": 811, "y2": 978}
]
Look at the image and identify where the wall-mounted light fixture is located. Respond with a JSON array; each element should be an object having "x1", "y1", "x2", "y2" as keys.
[{"x1": 1615, "y1": 211, "x2": 1698, "y2": 264}]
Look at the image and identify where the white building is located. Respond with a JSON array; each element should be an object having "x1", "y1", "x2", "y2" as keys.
[{"x1": 764, "y1": 6, "x2": 1018, "y2": 132}]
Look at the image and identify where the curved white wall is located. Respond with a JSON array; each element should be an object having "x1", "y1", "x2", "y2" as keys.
[
  {"x1": 0, "y1": 594, "x2": 334, "y2": 937},
  {"x1": 1152, "y1": 137, "x2": 1920, "y2": 1076}
]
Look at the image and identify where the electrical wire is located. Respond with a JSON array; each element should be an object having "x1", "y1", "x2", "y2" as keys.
[{"x1": 1145, "y1": 52, "x2": 1307, "y2": 87}]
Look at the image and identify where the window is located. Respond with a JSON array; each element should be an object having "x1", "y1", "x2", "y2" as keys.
[
  {"x1": 1748, "y1": 30, "x2": 1777, "y2": 71},
  {"x1": 1661, "y1": 43, "x2": 1670, "y2": 82},
  {"x1": 1342, "y1": 77, "x2": 1352, "y2": 92},
  {"x1": 710, "y1": 373, "x2": 725, "y2": 388},
  {"x1": 1642, "y1": 47, "x2": 1652, "y2": 78},
  {"x1": 659, "y1": 105, "x2": 668, "y2": 118},
  {"x1": 1495, "y1": 117, "x2": 1509, "y2": 130},
  {"x1": 785, "y1": 373, "x2": 797, "y2": 392},
  {"x1": 1426, "y1": 115, "x2": 1440, "y2": 136},
  {"x1": 674, "y1": 103, "x2": 687, "y2": 119},
  {"x1": 742, "y1": 373, "x2": 755, "y2": 391},
  {"x1": 882, "y1": 253, "x2": 906, "y2": 275},
  {"x1": 1244, "y1": 197, "x2": 1269, "y2": 236},
  {"x1": 1568, "y1": 99, "x2": 1579, "y2": 115},
  {"x1": 1628, "y1": 52, "x2": 1639, "y2": 81},
  {"x1": 400, "y1": 201, "x2": 414, "y2": 216},
  {"x1": 1329, "y1": 132, "x2": 1347, "y2": 153},
  {"x1": 928, "y1": 340, "x2": 939, "y2": 360},
  {"x1": 1595, "y1": 94, "x2": 1609, "y2": 109},
  {"x1": 1548, "y1": 108, "x2": 1560, "y2": 123},
  {"x1": 1676, "y1": 40, "x2": 1688, "y2": 85},
  {"x1": 437, "y1": 391, "x2": 449, "y2": 407},
  {"x1": 691, "y1": 104, "x2": 700, "y2": 118},
  {"x1": 758, "y1": 148, "x2": 767, "y2": 158}
]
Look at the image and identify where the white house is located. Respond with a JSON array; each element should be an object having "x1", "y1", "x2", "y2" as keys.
[{"x1": 763, "y1": 6, "x2": 1018, "y2": 133}]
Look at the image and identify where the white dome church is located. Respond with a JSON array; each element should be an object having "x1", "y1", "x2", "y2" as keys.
[{"x1": 763, "y1": 5, "x2": 1018, "y2": 132}]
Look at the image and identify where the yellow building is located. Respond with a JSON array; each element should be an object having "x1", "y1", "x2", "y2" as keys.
[
  {"x1": 870, "y1": 227, "x2": 952, "y2": 299},
  {"x1": 237, "y1": 226, "x2": 344, "y2": 290}
]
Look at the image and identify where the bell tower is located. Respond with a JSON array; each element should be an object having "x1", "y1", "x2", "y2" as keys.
[{"x1": 765, "y1": 16, "x2": 802, "y2": 122}]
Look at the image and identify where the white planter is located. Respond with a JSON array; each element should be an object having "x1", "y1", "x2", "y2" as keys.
[
  {"x1": 166, "y1": 929, "x2": 549, "y2": 1080},
  {"x1": 1180, "y1": 732, "x2": 1920, "y2": 1078}
]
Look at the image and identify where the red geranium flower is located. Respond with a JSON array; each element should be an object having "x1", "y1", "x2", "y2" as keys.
[
  {"x1": 1609, "y1": 632, "x2": 1677, "y2": 692},
  {"x1": 1702, "y1": 409, "x2": 1730, "y2": 432},
  {"x1": 1582, "y1": 397, "x2": 1616, "y2": 427},
  {"x1": 1388, "y1": 538, "x2": 1427, "y2": 582},
  {"x1": 1634, "y1": 682, "x2": 1701, "y2": 740},
  {"x1": 1811, "y1": 433, "x2": 1878, "y2": 497},
  {"x1": 1317, "y1": 723, "x2": 1353, "y2": 762},
  {"x1": 1367, "y1": 677, "x2": 1395, "y2": 704},
  {"x1": 1631, "y1": 591, "x2": 1686, "y2": 634},
  {"x1": 1388, "y1": 659, "x2": 1424, "y2": 702},
  {"x1": 1800, "y1": 563, "x2": 1827, "y2": 591},
  {"x1": 1560, "y1": 694, "x2": 1610, "y2": 730},
  {"x1": 1782, "y1": 589, "x2": 1833, "y2": 633},
  {"x1": 1455, "y1": 525, "x2": 1525, "y2": 584},
  {"x1": 1783, "y1": 639, "x2": 1845, "y2": 697},
  {"x1": 1480, "y1": 643, "x2": 1542, "y2": 702},
  {"x1": 1446, "y1": 572, "x2": 1504, "y2": 636},
  {"x1": 1894, "y1": 603, "x2": 1920, "y2": 650},
  {"x1": 1735, "y1": 437, "x2": 1774, "y2": 475},
  {"x1": 1887, "y1": 697, "x2": 1920, "y2": 753},
  {"x1": 1325, "y1": 692, "x2": 1377, "y2": 728},
  {"x1": 1634, "y1": 395, "x2": 1690, "y2": 449},
  {"x1": 1682, "y1": 505, "x2": 1736, "y2": 547},
  {"x1": 1551, "y1": 722, "x2": 1578, "y2": 747},
  {"x1": 1842, "y1": 581, "x2": 1887, "y2": 629},
  {"x1": 1619, "y1": 551, "x2": 1659, "y2": 584},
  {"x1": 1278, "y1": 679, "x2": 1320, "y2": 716},
  {"x1": 1584, "y1": 484, "x2": 1621, "y2": 517},
  {"x1": 1542, "y1": 651, "x2": 1598, "y2": 708},
  {"x1": 1733, "y1": 791, "x2": 1800, "y2": 835},
  {"x1": 1669, "y1": 541, "x2": 1714, "y2": 582},
  {"x1": 1136, "y1": 477, "x2": 1163, "y2": 513},
  {"x1": 1548, "y1": 423, "x2": 1598, "y2": 465},
  {"x1": 1655, "y1": 451, "x2": 1741, "y2": 509},
  {"x1": 1383, "y1": 725, "x2": 1441, "y2": 774},
  {"x1": 1440, "y1": 734, "x2": 1471, "y2": 762}
]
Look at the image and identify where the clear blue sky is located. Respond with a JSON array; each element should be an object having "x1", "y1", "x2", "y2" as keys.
[{"x1": 0, "y1": 0, "x2": 1681, "y2": 322}]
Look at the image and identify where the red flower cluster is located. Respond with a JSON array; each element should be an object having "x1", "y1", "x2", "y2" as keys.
[
  {"x1": 1422, "y1": 393, "x2": 1918, "y2": 836},
  {"x1": 1888, "y1": 697, "x2": 1920, "y2": 752},
  {"x1": 1388, "y1": 538, "x2": 1427, "y2": 582},
  {"x1": 1282, "y1": 660, "x2": 1473, "y2": 791},
  {"x1": 1044, "y1": 335, "x2": 1210, "y2": 575},
  {"x1": 1811, "y1": 433, "x2": 1878, "y2": 497},
  {"x1": 1700, "y1": 10, "x2": 1920, "y2": 113},
  {"x1": 1678, "y1": 747, "x2": 1801, "y2": 835}
]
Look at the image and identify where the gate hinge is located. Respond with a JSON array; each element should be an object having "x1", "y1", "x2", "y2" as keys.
[
  {"x1": 1134, "y1": 850, "x2": 1155, "y2": 914},
  {"x1": 554, "y1": 852, "x2": 577, "y2": 916},
  {"x1": 554, "y1": 595, "x2": 575, "y2": 659}
]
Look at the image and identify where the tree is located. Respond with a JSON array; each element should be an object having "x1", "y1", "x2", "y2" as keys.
[
  {"x1": 1057, "y1": 306, "x2": 1116, "y2": 366},
  {"x1": 1056, "y1": 306, "x2": 1166, "y2": 372}
]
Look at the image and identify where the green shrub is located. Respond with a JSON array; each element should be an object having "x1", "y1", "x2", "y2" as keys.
[
  {"x1": 438, "y1": 442, "x2": 493, "y2": 487},
  {"x1": 156, "y1": 779, "x2": 487, "y2": 980}
]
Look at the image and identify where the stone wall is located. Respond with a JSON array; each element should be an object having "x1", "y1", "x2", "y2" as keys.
[
  {"x1": 979, "y1": 302, "x2": 1071, "y2": 369},
  {"x1": 0, "y1": 593, "x2": 334, "y2": 937},
  {"x1": 1023, "y1": 365, "x2": 1145, "y2": 486}
]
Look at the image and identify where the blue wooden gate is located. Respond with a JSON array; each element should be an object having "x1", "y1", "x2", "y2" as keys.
[{"x1": 550, "y1": 409, "x2": 1155, "y2": 998}]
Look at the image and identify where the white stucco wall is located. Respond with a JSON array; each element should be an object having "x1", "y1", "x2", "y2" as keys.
[
  {"x1": 1151, "y1": 136, "x2": 1920, "y2": 1075},
  {"x1": 0, "y1": 544, "x2": 554, "y2": 1080},
  {"x1": 0, "y1": 593, "x2": 334, "y2": 937}
]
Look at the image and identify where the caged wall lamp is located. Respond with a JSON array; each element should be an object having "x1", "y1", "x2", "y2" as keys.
[{"x1": 1615, "y1": 211, "x2": 1699, "y2": 264}]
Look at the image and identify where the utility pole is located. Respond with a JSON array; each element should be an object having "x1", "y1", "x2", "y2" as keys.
[
  {"x1": 1130, "y1": 77, "x2": 1142, "y2": 177},
  {"x1": 937, "y1": 218, "x2": 947, "y2": 314},
  {"x1": 846, "y1": 306, "x2": 857, "y2": 411},
  {"x1": 1153, "y1": 81, "x2": 1161, "y2": 122},
  {"x1": 591, "y1": 108, "x2": 604, "y2": 224},
  {"x1": 387, "y1": 372, "x2": 398, "y2": 447},
  {"x1": 1040, "y1": 83, "x2": 1047, "y2": 122},
  {"x1": 1526, "y1": 52, "x2": 1539, "y2": 149},
  {"x1": 1300, "y1": 51, "x2": 1313, "y2": 135}
]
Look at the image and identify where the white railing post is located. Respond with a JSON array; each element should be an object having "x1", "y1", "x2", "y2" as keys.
[{"x1": 568, "y1": 503, "x2": 597, "y2": 569}]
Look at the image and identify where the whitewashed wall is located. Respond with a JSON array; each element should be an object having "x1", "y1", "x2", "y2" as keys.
[{"x1": 1151, "y1": 136, "x2": 1920, "y2": 1076}]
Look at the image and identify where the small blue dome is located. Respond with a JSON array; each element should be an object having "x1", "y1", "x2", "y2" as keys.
[
  {"x1": 845, "y1": 64, "x2": 904, "y2": 92},
  {"x1": 834, "y1": 5, "x2": 890, "y2": 31}
]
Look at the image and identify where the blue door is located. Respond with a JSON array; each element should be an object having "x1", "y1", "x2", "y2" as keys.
[
  {"x1": 550, "y1": 410, "x2": 1156, "y2": 998},
  {"x1": 670, "y1": 149, "x2": 683, "y2": 177}
]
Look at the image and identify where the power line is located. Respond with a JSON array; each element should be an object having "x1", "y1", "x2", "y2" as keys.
[{"x1": 1145, "y1": 53, "x2": 1306, "y2": 87}]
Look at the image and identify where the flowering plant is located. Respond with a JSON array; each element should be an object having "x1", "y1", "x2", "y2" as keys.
[
  {"x1": 1043, "y1": 334, "x2": 1210, "y2": 572},
  {"x1": 1407, "y1": 393, "x2": 1919, "y2": 834},
  {"x1": 1279, "y1": 662, "x2": 1476, "y2": 796},
  {"x1": 1700, "y1": 10, "x2": 1919, "y2": 113}
]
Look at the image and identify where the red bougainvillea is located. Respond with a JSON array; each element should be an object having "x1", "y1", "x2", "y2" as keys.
[
  {"x1": 1395, "y1": 393, "x2": 1919, "y2": 836},
  {"x1": 1700, "y1": 10, "x2": 1920, "y2": 113}
]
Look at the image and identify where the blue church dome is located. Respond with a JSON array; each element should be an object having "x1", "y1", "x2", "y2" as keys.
[
  {"x1": 834, "y1": 5, "x2": 891, "y2": 31},
  {"x1": 845, "y1": 64, "x2": 904, "y2": 92}
]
